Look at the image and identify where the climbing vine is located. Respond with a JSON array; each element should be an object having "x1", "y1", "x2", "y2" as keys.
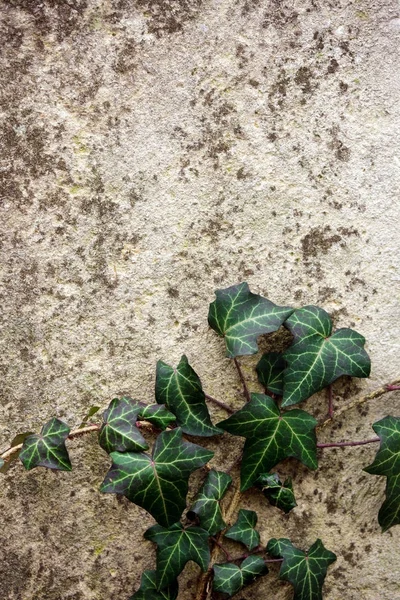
[{"x1": 1, "y1": 282, "x2": 400, "y2": 599}]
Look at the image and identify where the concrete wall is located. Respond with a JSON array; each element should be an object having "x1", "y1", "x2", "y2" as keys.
[{"x1": 0, "y1": 0, "x2": 399, "y2": 598}]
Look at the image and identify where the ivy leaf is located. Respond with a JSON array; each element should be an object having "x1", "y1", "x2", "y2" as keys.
[
  {"x1": 267, "y1": 538, "x2": 336, "y2": 600},
  {"x1": 155, "y1": 355, "x2": 222, "y2": 437},
  {"x1": 256, "y1": 352, "x2": 285, "y2": 395},
  {"x1": 188, "y1": 469, "x2": 232, "y2": 535},
  {"x1": 224, "y1": 509, "x2": 260, "y2": 550},
  {"x1": 282, "y1": 306, "x2": 371, "y2": 407},
  {"x1": 0, "y1": 432, "x2": 35, "y2": 474},
  {"x1": 78, "y1": 405, "x2": 100, "y2": 428},
  {"x1": 19, "y1": 418, "x2": 71, "y2": 471},
  {"x1": 144, "y1": 522, "x2": 210, "y2": 589},
  {"x1": 213, "y1": 556, "x2": 268, "y2": 596},
  {"x1": 364, "y1": 416, "x2": 400, "y2": 531},
  {"x1": 100, "y1": 428, "x2": 213, "y2": 527},
  {"x1": 130, "y1": 569, "x2": 178, "y2": 600},
  {"x1": 218, "y1": 393, "x2": 317, "y2": 490},
  {"x1": 99, "y1": 397, "x2": 149, "y2": 454},
  {"x1": 138, "y1": 403, "x2": 176, "y2": 430},
  {"x1": 256, "y1": 473, "x2": 297, "y2": 513},
  {"x1": 208, "y1": 282, "x2": 294, "y2": 358}
]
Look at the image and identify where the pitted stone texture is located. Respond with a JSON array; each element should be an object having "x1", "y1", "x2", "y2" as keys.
[{"x1": 0, "y1": 0, "x2": 399, "y2": 598}]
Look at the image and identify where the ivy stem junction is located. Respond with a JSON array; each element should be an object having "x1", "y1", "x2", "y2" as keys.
[
  {"x1": 319, "y1": 378, "x2": 400, "y2": 429},
  {"x1": 204, "y1": 394, "x2": 234, "y2": 414},
  {"x1": 210, "y1": 537, "x2": 233, "y2": 561},
  {"x1": 0, "y1": 424, "x2": 101, "y2": 464}
]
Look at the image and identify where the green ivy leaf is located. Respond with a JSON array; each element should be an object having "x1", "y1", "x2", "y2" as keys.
[
  {"x1": 144, "y1": 522, "x2": 210, "y2": 589},
  {"x1": 213, "y1": 556, "x2": 268, "y2": 597},
  {"x1": 267, "y1": 538, "x2": 336, "y2": 600},
  {"x1": 155, "y1": 355, "x2": 222, "y2": 437},
  {"x1": 19, "y1": 418, "x2": 71, "y2": 471},
  {"x1": 256, "y1": 473, "x2": 297, "y2": 513},
  {"x1": 100, "y1": 428, "x2": 213, "y2": 527},
  {"x1": 208, "y1": 282, "x2": 294, "y2": 358},
  {"x1": 188, "y1": 469, "x2": 232, "y2": 535},
  {"x1": 364, "y1": 416, "x2": 400, "y2": 531},
  {"x1": 256, "y1": 352, "x2": 285, "y2": 395},
  {"x1": 224, "y1": 509, "x2": 260, "y2": 550},
  {"x1": 218, "y1": 393, "x2": 317, "y2": 490},
  {"x1": 130, "y1": 569, "x2": 178, "y2": 600},
  {"x1": 78, "y1": 405, "x2": 100, "y2": 428},
  {"x1": 138, "y1": 403, "x2": 176, "y2": 430},
  {"x1": 99, "y1": 397, "x2": 149, "y2": 454},
  {"x1": 0, "y1": 432, "x2": 35, "y2": 474},
  {"x1": 282, "y1": 306, "x2": 371, "y2": 407}
]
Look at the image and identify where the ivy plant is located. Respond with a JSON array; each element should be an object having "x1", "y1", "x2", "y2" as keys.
[{"x1": 1, "y1": 282, "x2": 400, "y2": 599}]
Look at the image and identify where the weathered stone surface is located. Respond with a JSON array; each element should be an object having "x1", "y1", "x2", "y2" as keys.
[{"x1": 0, "y1": 0, "x2": 399, "y2": 598}]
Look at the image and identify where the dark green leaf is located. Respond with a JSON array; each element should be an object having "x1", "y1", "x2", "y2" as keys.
[
  {"x1": 138, "y1": 403, "x2": 176, "y2": 430},
  {"x1": 267, "y1": 538, "x2": 336, "y2": 600},
  {"x1": 208, "y1": 282, "x2": 293, "y2": 358},
  {"x1": 99, "y1": 397, "x2": 148, "y2": 454},
  {"x1": 100, "y1": 428, "x2": 213, "y2": 526},
  {"x1": 79, "y1": 405, "x2": 100, "y2": 428},
  {"x1": 130, "y1": 569, "x2": 178, "y2": 600},
  {"x1": 213, "y1": 556, "x2": 268, "y2": 596},
  {"x1": 155, "y1": 355, "x2": 222, "y2": 437},
  {"x1": 224, "y1": 509, "x2": 260, "y2": 550},
  {"x1": 188, "y1": 469, "x2": 232, "y2": 535},
  {"x1": 282, "y1": 306, "x2": 371, "y2": 407},
  {"x1": 0, "y1": 432, "x2": 35, "y2": 474},
  {"x1": 19, "y1": 418, "x2": 71, "y2": 471},
  {"x1": 218, "y1": 393, "x2": 317, "y2": 490},
  {"x1": 256, "y1": 473, "x2": 297, "y2": 513},
  {"x1": 144, "y1": 522, "x2": 210, "y2": 589},
  {"x1": 364, "y1": 416, "x2": 400, "y2": 531},
  {"x1": 256, "y1": 352, "x2": 285, "y2": 395}
]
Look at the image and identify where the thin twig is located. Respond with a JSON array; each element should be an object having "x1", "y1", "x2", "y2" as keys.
[
  {"x1": 196, "y1": 479, "x2": 243, "y2": 600},
  {"x1": 1, "y1": 424, "x2": 101, "y2": 463},
  {"x1": 317, "y1": 437, "x2": 379, "y2": 449},
  {"x1": 211, "y1": 537, "x2": 232, "y2": 561},
  {"x1": 205, "y1": 394, "x2": 234, "y2": 414},
  {"x1": 318, "y1": 378, "x2": 400, "y2": 430},
  {"x1": 234, "y1": 358, "x2": 251, "y2": 403},
  {"x1": 229, "y1": 546, "x2": 264, "y2": 562},
  {"x1": 265, "y1": 558, "x2": 284, "y2": 564},
  {"x1": 67, "y1": 424, "x2": 101, "y2": 439}
]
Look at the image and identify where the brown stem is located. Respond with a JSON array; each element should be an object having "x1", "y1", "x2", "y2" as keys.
[
  {"x1": 195, "y1": 478, "x2": 243, "y2": 600},
  {"x1": 265, "y1": 558, "x2": 284, "y2": 564},
  {"x1": 234, "y1": 358, "x2": 251, "y2": 403},
  {"x1": 1, "y1": 424, "x2": 101, "y2": 463},
  {"x1": 317, "y1": 437, "x2": 379, "y2": 449},
  {"x1": 318, "y1": 378, "x2": 400, "y2": 430},
  {"x1": 205, "y1": 394, "x2": 234, "y2": 414},
  {"x1": 211, "y1": 537, "x2": 232, "y2": 561}
]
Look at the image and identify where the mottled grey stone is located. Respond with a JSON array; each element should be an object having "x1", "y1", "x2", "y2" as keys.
[{"x1": 0, "y1": 0, "x2": 399, "y2": 598}]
